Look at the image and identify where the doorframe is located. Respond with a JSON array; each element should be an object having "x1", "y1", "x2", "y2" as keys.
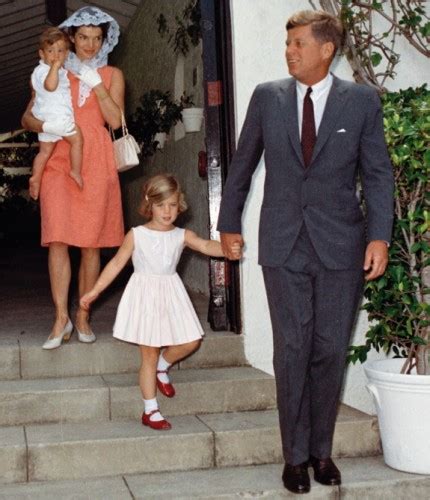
[{"x1": 201, "y1": 0, "x2": 241, "y2": 333}]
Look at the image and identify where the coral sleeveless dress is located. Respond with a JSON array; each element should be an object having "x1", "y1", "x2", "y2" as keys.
[
  {"x1": 113, "y1": 226, "x2": 205, "y2": 346},
  {"x1": 39, "y1": 66, "x2": 124, "y2": 247}
]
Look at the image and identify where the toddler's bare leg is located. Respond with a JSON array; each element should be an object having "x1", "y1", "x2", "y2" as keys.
[
  {"x1": 29, "y1": 141, "x2": 55, "y2": 200},
  {"x1": 64, "y1": 126, "x2": 83, "y2": 189}
]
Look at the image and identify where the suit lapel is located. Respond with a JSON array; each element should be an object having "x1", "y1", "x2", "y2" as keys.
[
  {"x1": 311, "y1": 76, "x2": 348, "y2": 165},
  {"x1": 277, "y1": 79, "x2": 303, "y2": 166},
  {"x1": 276, "y1": 76, "x2": 349, "y2": 167}
]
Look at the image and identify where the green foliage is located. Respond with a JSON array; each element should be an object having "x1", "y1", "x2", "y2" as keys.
[
  {"x1": 180, "y1": 91, "x2": 195, "y2": 108},
  {"x1": 127, "y1": 90, "x2": 183, "y2": 160},
  {"x1": 321, "y1": 0, "x2": 430, "y2": 92},
  {"x1": 156, "y1": 0, "x2": 201, "y2": 56},
  {"x1": 348, "y1": 86, "x2": 430, "y2": 373},
  {"x1": 0, "y1": 134, "x2": 40, "y2": 243}
]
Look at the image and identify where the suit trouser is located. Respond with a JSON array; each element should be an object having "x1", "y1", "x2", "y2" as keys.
[{"x1": 262, "y1": 225, "x2": 364, "y2": 465}]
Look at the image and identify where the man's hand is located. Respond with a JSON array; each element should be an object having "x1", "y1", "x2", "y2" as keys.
[
  {"x1": 363, "y1": 240, "x2": 389, "y2": 281},
  {"x1": 42, "y1": 118, "x2": 76, "y2": 137},
  {"x1": 220, "y1": 232, "x2": 244, "y2": 260},
  {"x1": 77, "y1": 66, "x2": 102, "y2": 88}
]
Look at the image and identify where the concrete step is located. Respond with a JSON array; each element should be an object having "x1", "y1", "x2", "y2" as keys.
[
  {"x1": 0, "y1": 405, "x2": 380, "y2": 483},
  {"x1": 107, "y1": 366, "x2": 276, "y2": 421},
  {"x1": 0, "y1": 367, "x2": 275, "y2": 426},
  {"x1": 1, "y1": 329, "x2": 247, "y2": 381},
  {"x1": 1, "y1": 457, "x2": 429, "y2": 499}
]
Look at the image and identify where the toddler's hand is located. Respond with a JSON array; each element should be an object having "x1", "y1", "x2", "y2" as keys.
[
  {"x1": 80, "y1": 290, "x2": 99, "y2": 310},
  {"x1": 77, "y1": 66, "x2": 102, "y2": 88},
  {"x1": 42, "y1": 118, "x2": 75, "y2": 137}
]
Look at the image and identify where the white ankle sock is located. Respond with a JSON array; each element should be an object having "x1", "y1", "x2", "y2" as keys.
[
  {"x1": 143, "y1": 398, "x2": 163, "y2": 422},
  {"x1": 157, "y1": 354, "x2": 172, "y2": 384}
]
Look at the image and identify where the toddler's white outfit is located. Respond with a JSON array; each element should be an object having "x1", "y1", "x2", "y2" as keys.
[
  {"x1": 31, "y1": 60, "x2": 75, "y2": 142},
  {"x1": 113, "y1": 226, "x2": 205, "y2": 346}
]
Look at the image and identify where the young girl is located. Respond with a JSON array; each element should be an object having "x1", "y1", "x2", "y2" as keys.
[
  {"x1": 29, "y1": 27, "x2": 83, "y2": 200},
  {"x1": 80, "y1": 174, "x2": 240, "y2": 430}
]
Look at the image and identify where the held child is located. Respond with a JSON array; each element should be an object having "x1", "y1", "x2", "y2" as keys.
[
  {"x1": 80, "y1": 174, "x2": 241, "y2": 430},
  {"x1": 29, "y1": 27, "x2": 83, "y2": 200}
]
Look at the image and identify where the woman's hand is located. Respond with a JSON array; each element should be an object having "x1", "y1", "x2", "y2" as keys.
[
  {"x1": 80, "y1": 290, "x2": 99, "y2": 310},
  {"x1": 77, "y1": 66, "x2": 102, "y2": 88}
]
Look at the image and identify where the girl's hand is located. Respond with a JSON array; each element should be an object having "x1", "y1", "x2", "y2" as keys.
[{"x1": 80, "y1": 290, "x2": 99, "y2": 310}]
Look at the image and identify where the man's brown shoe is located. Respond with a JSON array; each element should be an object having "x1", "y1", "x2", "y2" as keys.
[
  {"x1": 309, "y1": 456, "x2": 341, "y2": 485},
  {"x1": 282, "y1": 462, "x2": 310, "y2": 494}
]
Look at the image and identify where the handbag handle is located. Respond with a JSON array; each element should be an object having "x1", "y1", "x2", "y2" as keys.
[{"x1": 110, "y1": 111, "x2": 128, "y2": 140}]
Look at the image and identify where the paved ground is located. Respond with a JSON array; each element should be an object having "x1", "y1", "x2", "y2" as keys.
[{"x1": 0, "y1": 242, "x2": 142, "y2": 343}]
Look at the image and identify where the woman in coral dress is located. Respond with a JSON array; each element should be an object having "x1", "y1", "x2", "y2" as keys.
[{"x1": 22, "y1": 7, "x2": 124, "y2": 348}]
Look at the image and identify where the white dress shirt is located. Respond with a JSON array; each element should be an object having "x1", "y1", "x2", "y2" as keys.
[{"x1": 296, "y1": 73, "x2": 333, "y2": 138}]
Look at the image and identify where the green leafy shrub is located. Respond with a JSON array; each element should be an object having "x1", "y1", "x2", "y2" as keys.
[
  {"x1": 128, "y1": 90, "x2": 183, "y2": 160},
  {"x1": 348, "y1": 85, "x2": 430, "y2": 374}
]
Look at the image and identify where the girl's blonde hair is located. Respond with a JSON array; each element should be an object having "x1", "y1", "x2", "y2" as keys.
[{"x1": 139, "y1": 173, "x2": 187, "y2": 218}]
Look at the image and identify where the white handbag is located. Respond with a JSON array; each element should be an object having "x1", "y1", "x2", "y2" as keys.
[{"x1": 111, "y1": 113, "x2": 140, "y2": 172}]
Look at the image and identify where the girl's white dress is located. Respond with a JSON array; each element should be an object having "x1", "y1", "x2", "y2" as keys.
[
  {"x1": 113, "y1": 226, "x2": 204, "y2": 346},
  {"x1": 31, "y1": 60, "x2": 75, "y2": 142}
]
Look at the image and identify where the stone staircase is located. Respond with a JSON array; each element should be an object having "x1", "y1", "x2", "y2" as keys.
[{"x1": 1, "y1": 293, "x2": 429, "y2": 498}]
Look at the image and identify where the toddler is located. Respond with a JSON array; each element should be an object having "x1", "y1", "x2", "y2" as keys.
[
  {"x1": 81, "y1": 174, "x2": 241, "y2": 430},
  {"x1": 29, "y1": 27, "x2": 83, "y2": 200}
]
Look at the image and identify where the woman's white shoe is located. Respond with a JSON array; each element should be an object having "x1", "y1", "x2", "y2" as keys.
[
  {"x1": 42, "y1": 319, "x2": 73, "y2": 350},
  {"x1": 77, "y1": 328, "x2": 96, "y2": 343}
]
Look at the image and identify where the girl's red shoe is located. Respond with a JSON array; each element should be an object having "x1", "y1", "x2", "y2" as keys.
[
  {"x1": 141, "y1": 410, "x2": 172, "y2": 430},
  {"x1": 156, "y1": 370, "x2": 176, "y2": 398}
]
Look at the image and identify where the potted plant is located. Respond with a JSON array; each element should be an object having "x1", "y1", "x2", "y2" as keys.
[
  {"x1": 180, "y1": 92, "x2": 204, "y2": 133},
  {"x1": 348, "y1": 85, "x2": 430, "y2": 474},
  {"x1": 128, "y1": 90, "x2": 183, "y2": 157}
]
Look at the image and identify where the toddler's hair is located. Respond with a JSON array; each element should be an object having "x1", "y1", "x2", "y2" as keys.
[
  {"x1": 139, "y1": 174, "x2": 187, "y2": 218},
  {"x1": 39, "y1": 27, "x2": 70, "y2": 50}
]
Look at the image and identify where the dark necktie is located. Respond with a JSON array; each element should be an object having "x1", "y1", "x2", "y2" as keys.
[{"x1": 301, "y1": 87, "x2": 316, "y2": 167}]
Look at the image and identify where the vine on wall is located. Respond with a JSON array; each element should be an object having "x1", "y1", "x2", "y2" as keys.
[{"x1": 316, "y1": 0, "x2": 430, "y2": 92}]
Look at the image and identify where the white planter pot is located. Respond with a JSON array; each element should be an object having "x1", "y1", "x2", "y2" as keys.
[
  {"x1": 154, "y1": 132, "x2": 167, "y2": 149},
  {"x1": 181, "y1": 108, "x2": 204, "y2": 133},
  {"x1": 364, "y1": 358, "x2": 430, "y2": 474}
]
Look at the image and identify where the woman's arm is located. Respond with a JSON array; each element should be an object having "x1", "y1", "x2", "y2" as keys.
[
  {"x1": 93, "y1": 67, "x2": 125, "y2": 129},
  {"x1": 21, "y1": 91, "x2": 43, "y2": 133},
  {"x1": 80, "y1": 229, "x2": 134, "y2": 309}
]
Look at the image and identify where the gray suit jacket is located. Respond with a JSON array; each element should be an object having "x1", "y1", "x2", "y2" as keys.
[{"x1": 217, "y1": 76, "x2": 394, "y2": 270}]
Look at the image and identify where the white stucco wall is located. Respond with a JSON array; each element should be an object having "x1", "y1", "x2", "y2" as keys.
[{"x1": 229, "y1": 0, "x2": 429, "y2": 414}]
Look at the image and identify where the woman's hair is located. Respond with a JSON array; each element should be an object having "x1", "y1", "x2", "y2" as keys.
[
  {"x1": 286, "y1": 10, "x2": 344, "y2": 55},
  {"x1": 67, "y1": 22, "x2": 109, "y2": 41},
  {"x1": 139, "y1": 174, "x2": 188, "y2": 219},
  {"x1": 39, "y1": 27, "x2": 70, "y2": 50}
]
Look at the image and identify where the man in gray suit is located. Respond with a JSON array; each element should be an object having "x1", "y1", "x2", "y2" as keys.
[{"x1": 217, "y1": 10, "x2": 394, "y2": 494}]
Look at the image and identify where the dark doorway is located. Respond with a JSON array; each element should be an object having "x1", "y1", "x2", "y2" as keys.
[{"x1": 201, "y1": 0, "x2": 241, "y2": 333}]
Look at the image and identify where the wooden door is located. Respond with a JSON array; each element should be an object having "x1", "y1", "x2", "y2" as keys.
[{"x1": 200, "y1": 0, "x2": 241, "y2": 333}]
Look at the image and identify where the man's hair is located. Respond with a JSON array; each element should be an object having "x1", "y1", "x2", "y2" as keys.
[
  {"x1": 286, "y1": 10, "x2": 344, "y2": 55},
  {"x1": 39, "y1": 27, "x2": 70, "y2": 50}
]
